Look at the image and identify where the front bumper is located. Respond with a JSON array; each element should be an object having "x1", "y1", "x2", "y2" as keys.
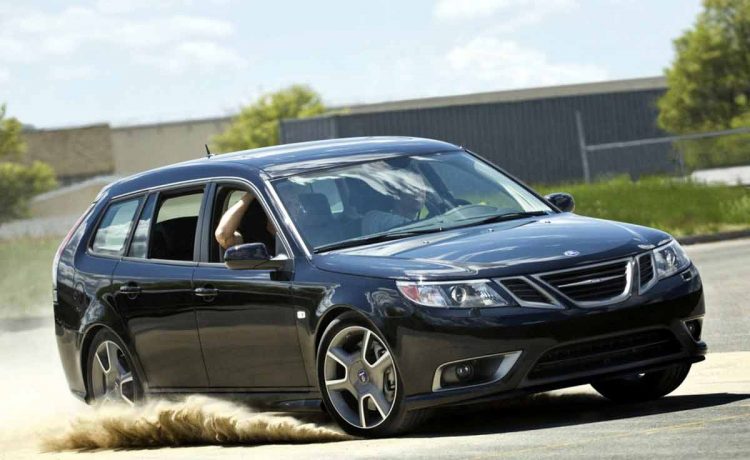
[{"x1": 393, "y1": 265, "x2": 706, "y2": 410}]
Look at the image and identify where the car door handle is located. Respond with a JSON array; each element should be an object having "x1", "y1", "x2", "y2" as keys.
[
  {"x1": 194, "y1": 287, "x2": 219, "y2": 297},
  {"x1": 119, "y1": 283, "x2": 141, "y2": 298}
]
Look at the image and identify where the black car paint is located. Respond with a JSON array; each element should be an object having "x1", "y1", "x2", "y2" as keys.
[{"x1": 54, "y1": 137, "x2": 706, "y2": 410}]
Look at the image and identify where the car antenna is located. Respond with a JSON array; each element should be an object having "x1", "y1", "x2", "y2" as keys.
[{"x1": 205, "y1": 144, "x2": 213, "y2": 158}]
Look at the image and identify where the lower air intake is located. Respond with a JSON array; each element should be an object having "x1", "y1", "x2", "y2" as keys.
[{"x1": 527, "y1": 329, "x2": 682, "y2": 381}]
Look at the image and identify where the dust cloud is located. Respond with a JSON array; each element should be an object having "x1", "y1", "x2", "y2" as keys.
[{"x1": 41, "y1": 395, "x2": 351, "y2": 452}]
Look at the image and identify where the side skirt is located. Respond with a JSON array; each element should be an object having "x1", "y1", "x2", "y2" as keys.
[{"x1": 144, "y1": 389, "x2": 325, "y2": 413}]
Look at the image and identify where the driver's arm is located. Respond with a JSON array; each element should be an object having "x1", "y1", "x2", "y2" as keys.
[{"x1": 215, "y1": 192, "x2": 253, "y2": 250}]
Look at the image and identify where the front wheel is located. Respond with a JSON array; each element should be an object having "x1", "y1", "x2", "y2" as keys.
[
  {"x1": 591, "y1": 363, "x2": 691, "y2": 403},
  {"x1": 317, "y1": 314, "x2": 427, "y2": 437}
]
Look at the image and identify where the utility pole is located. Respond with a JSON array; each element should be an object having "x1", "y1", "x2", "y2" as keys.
[{"x1": 575, "y1": 111, "x2": 591, "y2": 183}]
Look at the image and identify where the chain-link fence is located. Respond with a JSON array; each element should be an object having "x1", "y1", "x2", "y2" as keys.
[{"x1": 577, "y1": 110, "x2": 750, "y2": 184}]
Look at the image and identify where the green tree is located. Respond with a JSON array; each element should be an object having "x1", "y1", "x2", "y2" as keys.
[
  {"x1": 658, "y1": 0, "x2": 750, "y2": 169},
  {"x1": 213, "y1": 85, "x2": 325, "y2": 153},
  {"x1": 0, "y1": 104, "x2": 57, "y2": 222},
  {"x1": 0, "y1": 104, "x2": 26, "y2": 160}
]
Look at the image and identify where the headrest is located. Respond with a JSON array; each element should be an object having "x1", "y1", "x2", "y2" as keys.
[{"x1": 299, "y1": 193, "x2": 332, "y2": 216}]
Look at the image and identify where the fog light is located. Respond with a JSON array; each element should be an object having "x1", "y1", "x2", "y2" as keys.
[
  {"x1": 685, "y1": 319, "x2": 702, "y2": 341},
  {"x1": 455, "y1": 362, "x2": 475, "y2": 381},
  {"x1": 433, "y1": 350, "x2": 522, "y2": 391}
]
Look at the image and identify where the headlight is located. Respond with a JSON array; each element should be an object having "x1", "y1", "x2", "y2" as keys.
[
  {"x1": 653, "y1": 240, "x2": 691, "y2": 279},
  {"x1": 396, "y1": 280, "x2": 508, "y2": 308}
]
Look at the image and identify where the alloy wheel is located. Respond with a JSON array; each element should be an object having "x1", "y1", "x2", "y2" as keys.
[
  {"x1": 323, "y1": 326, "x2": 397, "y2": 429},
  {"x1": 90, "y1": 340, "x2": 136, "y2": 406}
]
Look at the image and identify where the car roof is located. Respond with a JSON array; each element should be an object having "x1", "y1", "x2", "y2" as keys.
[
  {"x1": 105, "y1": 137, "x2": 461, "y2": 198},
  {"x1": 212, "y1": 136, "x2": 461, "y2": 178}
]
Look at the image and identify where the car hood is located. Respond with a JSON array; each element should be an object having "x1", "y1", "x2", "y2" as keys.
[{"x1": 311, "y1": 214, "x2": 672, "y2": 280}]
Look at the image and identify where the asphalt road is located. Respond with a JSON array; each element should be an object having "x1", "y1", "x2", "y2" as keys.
[{"x1": 0, "y1": 238, "x2": 748, "y2": 459}]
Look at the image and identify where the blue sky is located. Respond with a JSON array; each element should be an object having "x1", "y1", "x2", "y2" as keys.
[{"x1": 0, "y1": 0, "x2": 702, "y2": 128}]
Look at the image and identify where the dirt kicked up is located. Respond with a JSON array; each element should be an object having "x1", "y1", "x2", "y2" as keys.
[{"x1": 41, "y1": 396, "x2": 351, "y2": 452}]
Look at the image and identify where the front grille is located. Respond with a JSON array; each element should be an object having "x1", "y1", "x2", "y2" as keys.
[
  {"x1": 501, "y1": 278, "x2": 549, "y2": 304},
  {"x1": 527, "y1": 329, "x2": 681, "y2": 380},
  {"x1": 540, "y1": 260, "x2": 629, "y2": 304},
  {"x1": 638, "y1": 253, "x2": 655, "y2": 289}
]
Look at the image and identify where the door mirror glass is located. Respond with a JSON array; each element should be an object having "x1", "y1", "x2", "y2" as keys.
[
  {"x1": 544, "y1": 192, "x2": 575, "y2": 213},
  {"x1": 224, "y1": 243, "x2": 286, "y2": 270}
]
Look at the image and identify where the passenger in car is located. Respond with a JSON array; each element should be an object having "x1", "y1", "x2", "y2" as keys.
[
  {"x1": 215, "y1": 192, "x2": 276, "y2": 252},
  {"x1": 362, "y1": 185, "x2": 426, "y2": 235}
]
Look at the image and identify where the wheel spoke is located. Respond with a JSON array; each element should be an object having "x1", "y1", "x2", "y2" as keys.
[
  {"x1": 366, "y1": 392, "x2": 390, "y2": 419},
  {"x1": 327, "y1": 347, "x2": 355, "y2": 368},
  {"x1": 325, "y1": 377, "x2": 350, "y2": 392},
  {"x1": 361, "y1": 330, "x2": 373, "y2": 363},
  {"x1": 95, "y1": 347, "x2": 109, "y2": 374},
  {"x1": 119, "y1": 372, "x2": 135, "y2": 406},
  {"x1": 368, "y1": 350, "x2": 393, "y2": 376},
  {"x1": 358, "y1": 395, "x2": 368, "y2": 428},
  {"x1": 120, "y1": 372, "x2": 133, "y2": 385},
  {"x1": 105, "y1": 342, "x2": 117, "y2": 376}
]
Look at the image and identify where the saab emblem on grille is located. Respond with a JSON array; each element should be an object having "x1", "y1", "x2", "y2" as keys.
[{"x1": 564, "y1": 250, "x2": 580, "y2": 257}]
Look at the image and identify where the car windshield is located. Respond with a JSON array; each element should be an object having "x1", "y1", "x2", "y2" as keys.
[{"x1": 272, "y1": 150, "x2": 553, "y2": 252}]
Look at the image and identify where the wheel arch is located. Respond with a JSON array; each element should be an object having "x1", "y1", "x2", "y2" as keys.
[
  {"x1": 314, "y1": 305, "x2": 371, "y2": 355},
  {"x1": 79, "y1": 323, "x2": 146, "y2": 401}
]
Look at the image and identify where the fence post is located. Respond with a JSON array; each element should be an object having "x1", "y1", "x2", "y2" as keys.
[{"x1": 575, "y1": 111, "x2": 591, "y2": 183}]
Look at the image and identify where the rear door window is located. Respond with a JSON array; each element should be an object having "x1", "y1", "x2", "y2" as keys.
[
  {"x1": 148, "y1": 190, "x2": 204, "y2": 261},
  {"x1": 91, "y1": 198, "x2": 141, "y2": 256}
]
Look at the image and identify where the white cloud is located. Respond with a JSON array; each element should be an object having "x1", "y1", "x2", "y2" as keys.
[
  {"x1": 137, "y1": 41, "x2": 248, "y2": 74},
  {"x1": 0, "y1": 68, "x2": 9, "y2": 84},
  {"x1": 434, "y1": 0, "x2": 577, "y2": 31},
  {"x1": 446, "y1": 37, "x2": 608, "y2": 89},
  {"x1": 0, "y1": 37, "x2": 33, "y2": 63},
  {"x1": 49, "y1": 65, "x2": 97, "y2": 81},
  {"x1": 94, "y1": 0, "x2": 190, "y2": 14},
  {"x1": 0, "y1": 4, "x2": 241, "y2": 75}
]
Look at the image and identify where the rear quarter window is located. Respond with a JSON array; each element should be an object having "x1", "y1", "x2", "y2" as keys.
[{"x1": 91, "y1": 198, "x2": 141, "y2": 256}]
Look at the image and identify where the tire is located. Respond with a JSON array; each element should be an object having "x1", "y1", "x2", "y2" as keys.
[
  {"x1": 85, "y1": 329, "x2": 144, "y2": 406},
  {"x1": 317, "y1": 313, "x2": 427, "y2": 437},
  {"x1": 591, "y1": 363, "x2": 691, "y2": 403}
]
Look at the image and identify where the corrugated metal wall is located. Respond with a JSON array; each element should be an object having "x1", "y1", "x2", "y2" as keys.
[{"x1": 281, "y1": 89, "x2": 676, "y2": 184}]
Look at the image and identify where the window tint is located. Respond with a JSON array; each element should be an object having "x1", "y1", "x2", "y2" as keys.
[
  {"x1": 156, "y1": 193, "x2": 203, "y2": 223},
  {"x1": 91, "y1": 198, "x2": 141, "y2": 256},
  {"x1": 127, "y1": 194, "x2": 156, "y2": 258},
  {"x1": 149, "y1": 191, "x2": 203, "y2": 261}
]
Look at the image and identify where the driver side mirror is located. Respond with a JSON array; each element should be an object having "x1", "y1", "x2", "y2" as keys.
[
  {"x1": 544, "y1": 192, "x2": 575, "y2": 213},
  {"x1": 224, "y1": 243, "x2": 287, "y2": 270}
]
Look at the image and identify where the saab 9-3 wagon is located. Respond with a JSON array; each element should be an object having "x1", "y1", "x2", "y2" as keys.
[{"x1": 53, "y1": 137, "x2": 707, "y2": 436}]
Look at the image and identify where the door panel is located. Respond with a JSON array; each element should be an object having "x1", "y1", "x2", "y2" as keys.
[
  {"x1": 112, "y1": 260, "x2": 208, "y2": 388},
  {"x1": 193, "y1": 266, "x2": 309, "y2": 389}
]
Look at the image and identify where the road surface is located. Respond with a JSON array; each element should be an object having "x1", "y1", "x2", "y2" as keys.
[{"x1": 1, "y1": 238, "x2": 748, "y2": 459}]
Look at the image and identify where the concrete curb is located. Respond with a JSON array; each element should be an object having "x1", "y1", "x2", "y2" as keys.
[{"x1": 678, "y1": 229, "x2": 750, "y2": 246}]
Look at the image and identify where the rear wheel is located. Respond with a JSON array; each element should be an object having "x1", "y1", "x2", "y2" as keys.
[
  {"x1": 591, "y1": 363, "x2": 691, "y2": 403},
  {"x1": 317, "y1": 314, "x2": 427, "y2": 437},
  {"x1": 86, "y1": 329, "x2": 143, "y2": 406}
]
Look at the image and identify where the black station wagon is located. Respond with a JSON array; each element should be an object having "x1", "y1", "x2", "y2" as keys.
[{"x1": 54, "y1": 137, "x2": 707, "y2": 436}]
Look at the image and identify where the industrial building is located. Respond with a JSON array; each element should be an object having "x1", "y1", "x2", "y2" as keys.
[
  {"x1": 21, "y1": 76, "x2": 670, "y2": 222},
  {"x1": 280, "y1": 76, "x2": 672, "y2": 184}
]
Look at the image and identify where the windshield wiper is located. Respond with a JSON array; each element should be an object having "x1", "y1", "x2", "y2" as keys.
[
  {"x1": 314, "y1": 211, "x2": 550, "y2": 253},
  {"x1": 314, "y1": 227, "x2": 444, "y2": 253},
  {"x1": 468, "y1": 210, "x2": 550, "y2": 226}
]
